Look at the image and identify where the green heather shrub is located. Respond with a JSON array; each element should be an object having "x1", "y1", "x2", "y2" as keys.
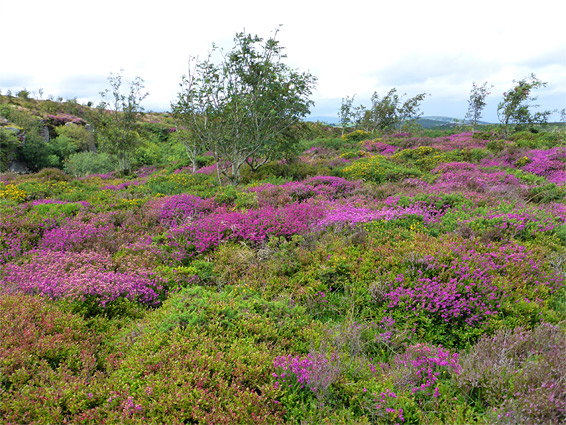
[
  {"x1": 141, "y1": 173, "x2": 215, "y2": 197},
  {"x1": 153, "y1": 285, "x2": 315, "y2": 347},
  {"x1": 213, "y1": 185, "x2": 239, "y2": 205},
  {"x1": 81, "y1": 287, "x2": 321, "y2": 424},
  {"x1": 340, "y1": 155, "x2": 421, "y2": 183},
  {"x1": 342, "y1": 130, "x2": 373, "y2": 142},
  {"x1": 504, "y1": 168, "x2": 546, "y2": 185},
  {"x1": 486, "y1": 139, "x2": 511, "y2": 153},
  {"x1": 32, "y1": 202, "x2": 82, "y2": 217},
  {"x1": 106, "y1": 325, "x2": 286, "y2": 424},
  {"x1": 461, "y1": 147, "x2": 490, "y2": 163},
  {"x1": 554, "y1": 224, "x2": 566, "y2": 244},
  {"x1": 0, "y1": 294, "x2": 111, "y2": 424},
  {"x1": 35, "y1": 167, "x2": 72, "y2": 182},
  {"x1": 510, "y1": 130, "x2": 561, "y2": 149},
  {"x1": 527, "y1": 183, "x2": 566, "y2": 203},
  {"x1": 64, "y1": 151, "x2": 116, "y2": 177}
]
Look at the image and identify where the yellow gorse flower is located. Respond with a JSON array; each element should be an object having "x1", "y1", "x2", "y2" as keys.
[{"x1": 0, "y1": 184, "x2": 27, "y2": 202}]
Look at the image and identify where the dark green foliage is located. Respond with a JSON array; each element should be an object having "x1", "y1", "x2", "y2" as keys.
[
  {"x1": 172, "y1": 28, "x2": 317, "y2": 184},
  {"x1": 0, "y1": 129, "x2": 20, "y2": 172},
  {"x1": 497, "y1": 74, "x2": 552, "y2": 135},
  {"x1": 45, "y1": 135, "x2": 79, "y2": 167},
  {"x1": 21, "y1": 128, "x2": 51, "y2": 171}
]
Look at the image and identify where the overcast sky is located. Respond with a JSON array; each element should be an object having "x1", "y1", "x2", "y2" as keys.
[{"x1": 2, "y1": 0, "x2": 565, "y2": 123}]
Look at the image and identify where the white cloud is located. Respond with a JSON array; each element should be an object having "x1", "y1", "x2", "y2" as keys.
[{"x1": 2, "y1": 0, "x2": 565, "y2": 121}]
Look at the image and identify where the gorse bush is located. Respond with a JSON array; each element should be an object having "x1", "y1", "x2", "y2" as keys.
[
  {"x1": 340, "y1": 155, "x2": 422, "y2": 183},
  {"x1": 342, "y1": 130, "x2": 373, "y2": 142}
]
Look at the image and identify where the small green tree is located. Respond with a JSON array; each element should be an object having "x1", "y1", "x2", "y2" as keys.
[
  {"x1": 170, "y1": 93, "x2": 204, "y2": 174},
  {"x1": 172, "y1": 28, "x2": 317, "y2": 185},
  {"x1": 96, "y1": 71, "x2": 148, "y2": 172},
  {"x1": 397, "y1": 92, "x2": 428, "y2": 132},
  {"x1": 342, "y1": 89, "x2": 427, "y2": 134},
  {"x1": 352, "y1": 103, "x2": 368, "y2": 131},
  {"x1": 465, "y1": 81, "x2": 491, "y2": 134},
  {"x1": 16, "y1": 89, "x2": 30, "y2": 99},
  {"x1": 338, "y1": 95, "x2": 356, "y2": 136},
  {"x1": 366, "y1": 88, "x2": 401, "y2": 132},
  {"x1": 497, "y1": 73, "x2": 551, "y2": 136}
]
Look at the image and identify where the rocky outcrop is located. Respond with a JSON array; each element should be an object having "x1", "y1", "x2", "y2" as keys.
[{"x1": 7, "y1": 160, "x2": 29, "y2": 174}]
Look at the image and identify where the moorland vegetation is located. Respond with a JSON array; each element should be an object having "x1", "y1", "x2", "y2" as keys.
[{"x1": 1, "y1": 30, "x2": 566, "y2": 424}]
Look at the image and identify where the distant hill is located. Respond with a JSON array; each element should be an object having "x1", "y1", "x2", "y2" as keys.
[
  {"x1": 305, "y1": 115, "x2": 493, "y2": 128},
  {"x1": 306, "y1": 116, "x2": 340, "y2": 125}
]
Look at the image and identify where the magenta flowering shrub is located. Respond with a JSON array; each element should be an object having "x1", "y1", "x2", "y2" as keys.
[
  {"x1": 369, "y1": 389, "x2": 406, "y2": 424},
  {"x1": 37, "y1": 211, "x2": 142, "y2": 253},
  {"x1": 381, "y1": 239, "x2": 562, "y2": 331},
  {"x1": 362, "y1": 139, "x2": 399, "y2": 155},
  {"x1": 246, "y1": 184, "x2": 294, "y2": 208},
  {"x1": 0, "y1": 213, "x2": 60, "y2": 264},
  {"x1": 247, "y1": 176, "x2": 360, "y2": 207},
  {"x1": 480, "y1": 158, "x2": 508, "y2": 167},
  {"x1": 273, "y1": 352, "x2": 340, "y2": 399},
  {"x1": 155, "y1": 193, "x2": 207, "y2": 226},
  {"x1": 318, "y1": 199, "x2": 444, "y2": 229},
  {"x1": 102, "y1": 180, "x2": 143, "y2": 191},
  {"x1": 362, "y1": 343, "x2": 459, "y2": 424},
  {"x1": 0, "y1": 249, "x2": 164, "y2": 306},
  {"x1": 548, "y1": 202, "x2": 566, "y2": 223},
  {"x1": 163, "y1": 201, "x2": 326, "y2": 262},
  {"x1": 46, "y1": 114, "x2": 86, "y2": 126},
  {"x1": 391, "y1": 344, "x2": 460, "y2": 396},
  {"x1": 431, "y1": 132, "x2": 490, "y2": 151},
  {"x1": 431, "y1": 165, "x2": 526, "y2": 194},
  {"x1": 194, "y1": 163, "x2": 220, "y2": 175},
  {"x1": 40, "y1": 217, "x2": 116, "y2": 251},
  {"x1": 136, "y1": 165, "x2": 158, "y2": 178},
  {"x1": 520, "y1": 148, "x2": 566, "y2": 184},
  {"x1": 79, "y1": 171, "x2": 117, "y2": 180}
]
